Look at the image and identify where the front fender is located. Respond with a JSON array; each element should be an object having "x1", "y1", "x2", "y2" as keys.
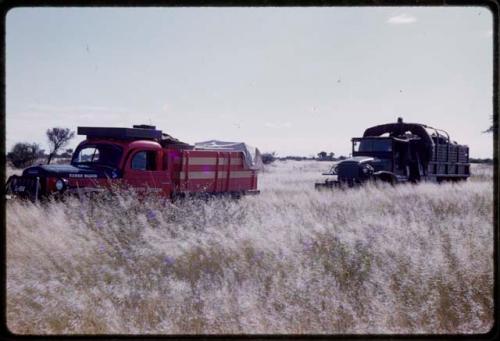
[
  {"x1": 372, "y1": 171, "x2": 397, "y2": 183},
  {"x1": 5, "y1": 175, "x2": 42, "y2": 202}
]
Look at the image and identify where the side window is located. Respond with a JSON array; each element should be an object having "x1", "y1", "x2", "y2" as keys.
[
  {"x1": 78, "y1": 147, "x2": 100, "y2": 162},
  {"x1": 131, "y1": 151, "x2": 156, "y2": 171}
]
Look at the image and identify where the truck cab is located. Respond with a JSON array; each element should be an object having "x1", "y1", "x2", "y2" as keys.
[
  {"x1": 69, "y1": 138, "x2": 172, "y2": 197},
  {"x1": 6, "y1": 126, "x2": 183, "y2": 200},
  {"x1": 351, "y1": 135, "x2": 422, "y2": 181}
]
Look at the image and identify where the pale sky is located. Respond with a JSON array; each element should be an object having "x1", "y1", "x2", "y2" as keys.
[{"x1": 6, "y1": 7, "x2": 494, "y2": 158}]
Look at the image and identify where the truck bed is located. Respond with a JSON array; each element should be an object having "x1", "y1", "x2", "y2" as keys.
[
  {"x1": 177, "y1": 150, "x2": 258, "y2": 194},
  {"x1": 427, "y1": 143, "x2": 470, "y2": 178}
]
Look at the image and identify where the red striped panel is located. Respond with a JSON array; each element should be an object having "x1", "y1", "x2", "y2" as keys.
[
  {"x1": 184, "y1": 177, "x2": 254, "y2": 192},
  {"x1": 179, "y1": 150, "x2": 257, "y2": 193},
  {"x1": 185, "y1": 165, "x2": 245, "y2": 172}
]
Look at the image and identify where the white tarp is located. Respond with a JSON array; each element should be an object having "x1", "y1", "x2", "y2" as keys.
[{"x1": 194, "y1": 140, "x2": 264, "y2": 170}]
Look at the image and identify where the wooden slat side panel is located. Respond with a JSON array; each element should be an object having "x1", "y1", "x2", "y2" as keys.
[
  {"x1": 185, "y1": 162, "x2": 245, "y2": 171},
  {"x1": 179, "y1": 150, "x2": 256, "y2": 193},
  {"x1": 185, "y1": 178, "x2": 254, "y2": 192},
  {"x1": 186, "y1": 157, "x2": 243, "y2": 166},
  {"x1": 179, "y1": 171, "x2": 254, "y2": 180}
]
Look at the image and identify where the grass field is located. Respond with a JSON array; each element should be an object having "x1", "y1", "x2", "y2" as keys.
[{"x1": 6, "y1": 161, "x2": 494, "y2": 334}]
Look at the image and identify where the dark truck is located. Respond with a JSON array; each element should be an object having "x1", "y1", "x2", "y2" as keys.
[{"x1": 315, "y1": 118, "x2": 470, "y2": 189}]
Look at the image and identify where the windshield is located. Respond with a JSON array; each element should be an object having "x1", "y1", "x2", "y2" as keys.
[
  {"x1": 71, "y1": 144, "x2": 123, "y2": 168},
  {"x1": 353, "y1": 139, "x2": 392, "y2": 152}
]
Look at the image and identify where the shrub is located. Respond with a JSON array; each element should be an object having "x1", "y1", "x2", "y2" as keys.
[{"x1": 7, "y1": 142, "x2": 41, "y2": 169}]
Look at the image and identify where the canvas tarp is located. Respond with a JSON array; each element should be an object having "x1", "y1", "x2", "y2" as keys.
[{"x1": 193, "y1": 140, "x2": 264, "y2": 170}]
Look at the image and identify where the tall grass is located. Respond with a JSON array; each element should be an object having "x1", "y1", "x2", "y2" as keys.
[{"x1": 6, "y1": 162, "x2": 493, "y2": 334}]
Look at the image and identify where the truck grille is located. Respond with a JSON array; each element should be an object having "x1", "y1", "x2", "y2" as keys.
[
  {"x1": 337, "y1": 162, "x2": 360, "y2": 181},
  {"x1": 9, "y1": 176, "x2": 40, "y2": 196}
]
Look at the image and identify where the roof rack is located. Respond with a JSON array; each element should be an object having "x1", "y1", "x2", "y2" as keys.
[{"x1": 77, "y1": 126, "x2": 163, "y2": 140}]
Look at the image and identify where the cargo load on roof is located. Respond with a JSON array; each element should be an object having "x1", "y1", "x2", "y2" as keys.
[
  {"x1": 77, "y1": 126, "x2": 163, "y2": 140},
  {"x1": 194, "y1": 140, "x2": 264, "y2": 170},
  {"x1": 77, "y1": 125, "x2": 194, "y2": 149}
]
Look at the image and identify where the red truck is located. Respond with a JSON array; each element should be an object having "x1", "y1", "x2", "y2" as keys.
[{"x1": 6, "y1": 125, "x2": 261, "y2": 201}]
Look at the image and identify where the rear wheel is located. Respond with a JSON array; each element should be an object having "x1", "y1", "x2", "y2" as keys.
[{"x1": 230, "y1": 191, "x2": 242, "y2": 199}]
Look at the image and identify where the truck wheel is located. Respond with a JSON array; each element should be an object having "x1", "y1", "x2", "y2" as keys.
[
  {"x1": 231, "y1": 191, "x2": 242, "y2": 199},
  {"x1": 374, "y1": 173, "x2": 395, "y2": 185}
]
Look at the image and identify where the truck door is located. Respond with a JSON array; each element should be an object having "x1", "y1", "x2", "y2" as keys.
[
  {"x1": 393, "y1": 140, "x2": 410, "y2": 177},
  {"x1": 124, "y1": 149, "x2": 171, "y2": 197}
]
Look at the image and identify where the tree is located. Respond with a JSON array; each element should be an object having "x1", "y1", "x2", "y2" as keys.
[
  {"x1": 317, "y1": 151, "x2": 327, "y2": 160},
  {"x1": 328, "y1": 152, "x2": 335, "y2": 160},
  {"x1": 7, "y1": 142, "x2": 41, "y2": 169},
  {"x1": 46, "y1": 127, "x2": 75, "y2": 164}
]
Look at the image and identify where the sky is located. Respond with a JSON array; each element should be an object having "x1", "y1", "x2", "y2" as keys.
[{"x1": 6, "y1": 7, "x2": 494, "y2": 158}]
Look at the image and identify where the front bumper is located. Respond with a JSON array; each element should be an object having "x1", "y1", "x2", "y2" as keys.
[
  {"x1": 315, "y1": 179, "x2": 340, "y2": 189},
  {"x1": 5, "y1": 175, "x2": 42, "y2": 201}
]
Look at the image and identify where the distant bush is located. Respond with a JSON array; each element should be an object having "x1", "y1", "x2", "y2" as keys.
[
  {"x1": 317, "y1": 151, "x2": 335, "y2": 161},
  {"x1": 470, "y1": 158, "x2": 493, "y2": 164},
  {"x1": 279, "y1": 156, "x2": 314, "y2": 161},
  {"x1": 7, "y1": 142, "x2": 41, "y2": 169},
  {"x1": 261, "y1": 152, "x2": 277, "y2": 165},
  {"x1": 60, "y1": 148, "x2": 74, "y2": 158}
]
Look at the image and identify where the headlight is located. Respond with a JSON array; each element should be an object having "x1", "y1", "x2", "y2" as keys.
[
  {"x1": 362, "y1": 164, "x2": 374, "y2": 174},
  {"x1": 55, "y1": 178, "x2": 66, "y2": 191}
]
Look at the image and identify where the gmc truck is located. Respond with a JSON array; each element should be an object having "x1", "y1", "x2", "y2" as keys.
[{"x1": 315, "y1": 118, "x2": 470, "y2": 188}]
